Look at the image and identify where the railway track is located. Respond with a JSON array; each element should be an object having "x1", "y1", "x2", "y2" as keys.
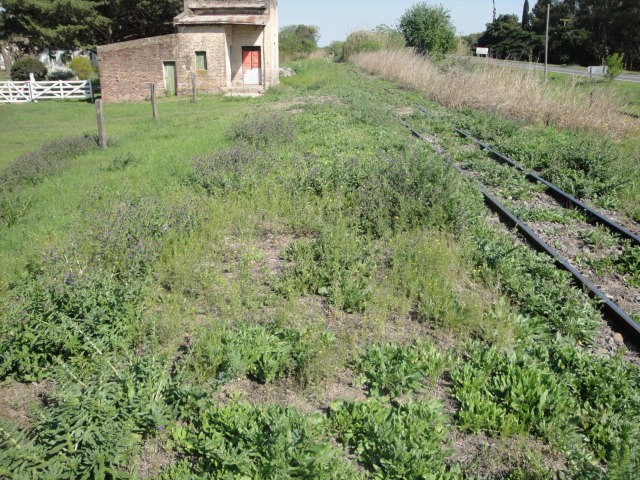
[{"x1": 393, "y1": 104, "x2": 640, "y2": 343}]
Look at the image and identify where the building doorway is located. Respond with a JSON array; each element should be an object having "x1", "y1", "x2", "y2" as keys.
[
  {"x1": 163, "y1": 61, "x2": 177, "y2": 95},
  {"x1": 242, "y1": 47, "x2": 262, "y2": 85}
]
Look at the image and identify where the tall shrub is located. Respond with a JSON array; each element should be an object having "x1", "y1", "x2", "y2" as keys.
[
  {"x1": 398, "y1": 3, "x2": 456, "y2": 60},
  {"x1": 10, "y1": 57, "x2": 47, "y2": 81},
  {"x1": 46, "y1": 66, "x2": 75, "y2": 80},
  {"x1": 342, "y1": 26, "x2": 405, "y2": 60},
  {"x1": 279, "y1": 24, "x2": 320, "y2": 62},
  {"x1": 604, "y1": 53, "x2": 624, "y2": 81},
  {"x1": 69, "y1": 56, "x2": 94, "y2": 80}
]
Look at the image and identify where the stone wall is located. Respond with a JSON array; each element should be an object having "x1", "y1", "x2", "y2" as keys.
[
  {"x1": 178, "y1": 26, "x2": 228, "y2": 93},
  {"x1": 98, "y1": 30, "x2": 228, "y2": 103},
  {"x1": 264, "y1": 0, "x2": 279, "y2": 88},
  {"x1": 98, "y1": 35, "x2": 178, "y2": 103}
]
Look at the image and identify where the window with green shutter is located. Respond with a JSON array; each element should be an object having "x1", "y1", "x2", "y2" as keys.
[{"x1": 195, "y1": 51, "x2": 207, "y2": 70}]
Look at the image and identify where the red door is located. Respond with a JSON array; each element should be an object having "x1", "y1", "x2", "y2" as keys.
[{"x1": 242, "y1": 47, "x2": 262, "y2": 85}]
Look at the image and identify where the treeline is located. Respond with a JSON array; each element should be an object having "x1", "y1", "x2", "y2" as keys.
[
  {"x1": 327, "y1": 26, "x2": 406, "y2": 62},
  {"x1": 0, "y1": 0, "x2": 182, "y2": 71},
  {"x1": 280, "y1": 5, "x2": 458, "y2": 63},
  {"x1": 279, "y1": 25, "x2": 406, "y2": 63},
  {"x1": 470, "y1": 0, "x2": 640, "y2": 70}
]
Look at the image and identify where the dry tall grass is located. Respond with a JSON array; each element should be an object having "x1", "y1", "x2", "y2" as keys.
[{"x1": 352, "y1": 50, "x2": 638, "y2": 138}]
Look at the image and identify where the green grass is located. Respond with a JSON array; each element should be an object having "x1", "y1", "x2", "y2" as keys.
[
  {"x1": 1, "y1": 60, "x2": 638, "y2": 479},
  {"x1": 0, "y1": 94, "x2": 259, "y2": 282}
]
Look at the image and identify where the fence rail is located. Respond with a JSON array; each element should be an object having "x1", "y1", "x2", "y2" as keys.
[{"x1": 0, "y1": 80, "x2": 93, "y2": 103}]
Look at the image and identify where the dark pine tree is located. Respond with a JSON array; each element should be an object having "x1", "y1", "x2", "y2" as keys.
[{"x1": 522, "y1": 0, "x2": 531, "y2": 30}]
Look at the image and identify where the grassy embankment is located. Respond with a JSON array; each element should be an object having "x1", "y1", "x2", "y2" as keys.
[
  {"x1": 449, "y1": 56, "x2": 640, "y2": 117},
  {"x1": 1, "y1": 61, "x2": 639, "y2": 478},
  {"x1": 544, "y1": 69, "x2": 640, "y2": 118}
]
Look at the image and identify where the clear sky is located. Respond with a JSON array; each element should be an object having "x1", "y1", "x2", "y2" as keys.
[{"x1": 279, "y1": 1, "x2": 528, "y2": 46}]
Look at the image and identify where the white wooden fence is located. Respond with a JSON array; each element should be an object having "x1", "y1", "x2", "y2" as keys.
[{"x1": 0, "y1": 80, "x2": 93, "y2": 103}]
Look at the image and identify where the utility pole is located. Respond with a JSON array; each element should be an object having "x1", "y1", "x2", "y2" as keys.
[
  {"x1": 493, "y1": 0, "x2": 497, "y2": 21},
  {"x1": 544, "y1": 3, "x2": 550, "y2": 82}
]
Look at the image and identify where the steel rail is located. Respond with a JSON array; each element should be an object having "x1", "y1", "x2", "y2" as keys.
[
  {"x1": 453, "y1": 128, "x2": 640, "y2": 246},
  {"x1": 409, "y1": 100, "x2": 640, "y2": 244},
  {"x1": 397, "y1": 114, "x2": 640, "y2": 341},
  {"x1": 468, "y1": 174, "x2": 640, "y2": 342}
]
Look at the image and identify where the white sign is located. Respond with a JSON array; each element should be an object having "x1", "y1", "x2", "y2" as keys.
[
  {"x1": 476, "y1": 47, "x2": 489, "y2": 56},
  {"x1": 587, "y1": 66, "x2": 608, "y2": 76}
]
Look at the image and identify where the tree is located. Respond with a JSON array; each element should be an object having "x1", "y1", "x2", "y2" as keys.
[
  {"x1": 522, "y1": 0, "x2": 531, "y2": 30},
  {"x1": 0, "y1": 0, "x2": 109, "y2": 52},
  {"x1": 97, "y1": 0, "x2": 182, "y2": 45},
  {"x1": 0, "y1": 2, "x2": 17, "y2": 73},
  {"x1": 460, "y1": 32, "x2": 482, "y2": 54},
  {"x1": 573, "y1": 0, "x2": 640, "y2": 69},
  {"x1": 608, "y1": 0, "x2": 640, "y2": 70},
  {"x1": 279, "y1": 24, "x2": 319, "y2": 61},
  {"x1": 341, "y1": 26, "x2": 405, "y2": 60},
  {"x1": 532, "y1": 0, "x2": 591, "y2": 65},
  {"x1": 0, "y1": 0, "x2": 182, "y2": 55},
  {"x1": 398, "y1": 3, "x2": 457, "y2": 60},
  {"x1": 478, "y1": 14, "x2": 541, "y2": 60}
]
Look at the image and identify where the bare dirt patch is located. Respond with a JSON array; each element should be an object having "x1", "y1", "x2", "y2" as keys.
[
  {"x1": 395, "y1": 106, "x2": 416, "y2": 116},
  {"x1": 257, "y1": 228, "x2": 296, "y2": 276},
  {"x1": 214, "y1": 367, "x2": 367, "y2": 414},
  {"x1": 447, "y1": 430, "x2": 567, "y2": 478},
  {"x1": 220, "y1": 225, "x2": 296, "y2": 281},
  {"x1": 597, "y1": 207, "x2": 640, "y2": 240},
  {"x1": 267, "y1": 95, "x2": 342, "y2": 115},
  {"x1": 0, "y1": 379, "x2": 49, "y2": 429},
  {"x1": 136, "y1": 437, "x2": 176, "y2": 479}
]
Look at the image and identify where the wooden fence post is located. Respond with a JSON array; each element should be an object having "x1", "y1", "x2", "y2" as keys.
[
  {"x1": 151, "y1": 83, "x2": 158, "y2": 120},
  {"x1": 95, "y1": 99, "x2": 107, "y2": 148},
  {"x1": 191, "y1": 73, "x2": 197, "y2": 104}
]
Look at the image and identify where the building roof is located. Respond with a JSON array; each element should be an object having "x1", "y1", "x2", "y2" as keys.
[{"x1": 175, "y1": 1, "x2": 271, "y2": 27}]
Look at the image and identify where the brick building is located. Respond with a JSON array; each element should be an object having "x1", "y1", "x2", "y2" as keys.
[{"x1": 97, "y1": 0, "x2": 279, "y2": 103}]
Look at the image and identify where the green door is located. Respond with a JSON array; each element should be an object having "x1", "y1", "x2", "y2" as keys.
[{"x1": 163, "y1": 62, "x2": 177, "y2": 96}]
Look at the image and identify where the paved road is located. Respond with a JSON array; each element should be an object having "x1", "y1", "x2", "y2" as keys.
[{"x1": 460, "y1": 57, "x2": 640, "y2": 83}]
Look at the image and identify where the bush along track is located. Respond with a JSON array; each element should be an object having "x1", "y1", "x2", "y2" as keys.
[{"x1": 0, "y1": 60, "x2": 639, "y2": 478}]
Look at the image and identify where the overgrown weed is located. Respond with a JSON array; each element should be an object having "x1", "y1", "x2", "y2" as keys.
[
  {"x1": 352, "y1": 49, "x2": 638, "y2": 138},
  {"x1": 331, "y1": 399, "x2": 460, "y2": 479},
  {"x1": 0, "y1": 135, "x2": 98, "y2": 190},
  {"x1": 169, "y1": 401, "x2": 362, "y2": 479},
  {"x1": 355, "y1": 340, "x2": 452, "y2": 398}
]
